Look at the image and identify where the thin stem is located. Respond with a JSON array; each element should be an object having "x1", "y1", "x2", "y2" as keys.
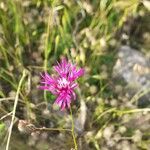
[
  {"x1": 130, "y1": 88, "x2": 150, "y2": 104},
  {"x1": 5, "y1": 70, "x2": 26, "y2": 150},
  {"x1": 0, "y1": 97, "x2": 15, "y2": 102},
  {"x1": 94, "y1": 108, "x2": 116, "y2": 122},
  {"x1": 70, "y1": 107, "x2": 78, "y2": 150},
  {"x1": 117, "y1": 108, "x2": 150, "y2": 114},
  {"x1": 0, "y1": 111, "x2": 13, "y2": 121},
  {"x1": 0, "y1": 97, "x2": 24, "y2": 103},
  {"x1": 38, "y1": 127, "x2": 71, "y2": 132},
  {"x1": 18, "y1": 120, "x2": 72, "y2": 134},
  {"x1": 44, "y1": 10, "x2": 52, "y2": 102},
  {"x1": 94, "y1": 108, "x2": 150, "y2": 122}
]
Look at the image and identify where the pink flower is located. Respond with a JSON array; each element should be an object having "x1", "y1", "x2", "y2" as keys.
[{"x1": 39, "y1": 59, "x2": 84, "y2": 110}]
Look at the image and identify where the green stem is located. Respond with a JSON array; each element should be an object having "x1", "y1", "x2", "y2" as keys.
[
  {"x1": 38, "y1": 127, "x2": 71, "y2": 132},
  {"x1": 70, "y1": 107, "x2": 78, "y2": 150},
  {"x1": 6, "y1": 70, "x2": 26, "y2": 150},
  {"x1": 95, "y1": 108, "x2": 150, "y2": 122},
  {"x1": 117, "y1": 108, "x2": 150, "y2": 115},
  {"x1": 44, "y1": 10, "x2": 51, "y2": 102}
]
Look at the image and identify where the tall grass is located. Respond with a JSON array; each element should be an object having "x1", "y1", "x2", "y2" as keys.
[{"x1": 0, "y1": 0, "x2": 149, "y2": 149}]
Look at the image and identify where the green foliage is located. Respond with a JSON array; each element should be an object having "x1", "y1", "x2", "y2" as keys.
[
  {"x1": 0, "y1": 122, "x2": 6, "y2": 139},
  {"x1": 0, "y1": 0, "x2": 149, "y2": 149}
]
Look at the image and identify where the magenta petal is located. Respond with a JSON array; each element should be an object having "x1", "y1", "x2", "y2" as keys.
[
  {"x1": 61, "y1": 101, "x2": 66, "y2": 110},
  {"x1": 62, "y1": 59, "x2": 67, "y2": 68},
  {"x1": 39, "y1": 58, "x2": 84, "y2": 110},
  {"x1": 71, "y1": 83, "x2": 78, "y2": 89},
  {"x1": 55, "y1": 95, "x2": 61, "y2": 103},
  {"x1": 38, "y1": 86, "x2": 49, "y2": 90},
  {"x1": 72, "y1": 91, "x2": 76, "y2": 100},
  {"x1": 57, "y1": 99, "x2": 63, "y2": 108},
  {"x1": 53, "y1": 66, "x2": 60, "y2": 74},
  {"x1": 77, "y1": 68, "x2": 84, "y2": 76},
  {"x1": 66, "y1": 98, "x2": 71, "y2": 108},
  {"x1": 66, "y1": 95, "x2": 71, "y2": 107}
]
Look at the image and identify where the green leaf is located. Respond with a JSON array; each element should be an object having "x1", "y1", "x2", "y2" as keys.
[{"x1": 0, "y1": 123, "x2": 5, "y2": 133}]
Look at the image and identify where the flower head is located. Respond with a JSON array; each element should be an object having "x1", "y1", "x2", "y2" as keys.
[{"x1": 39, "y1": 59, "x2": 84, "y2": 110}]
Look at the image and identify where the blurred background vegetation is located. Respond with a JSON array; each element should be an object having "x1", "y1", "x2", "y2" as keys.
[{"x1": 0, "y1": 0, "x2": 150, "y2": 149}]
